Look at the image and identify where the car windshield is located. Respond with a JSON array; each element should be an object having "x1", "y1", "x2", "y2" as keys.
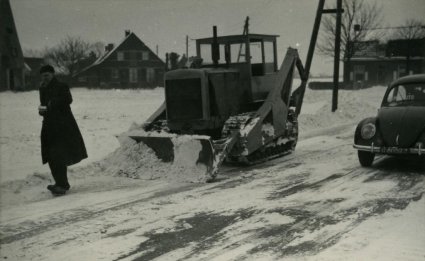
[{"x1": 383, "y1": 83, "x2": 425, "y2": 106}]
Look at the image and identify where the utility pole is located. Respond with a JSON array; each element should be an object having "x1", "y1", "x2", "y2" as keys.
[
  {"x1": 186, "y1": 35, "x2": 189, "y2": 58},
  {"x1": 322, "y1": 0, "x2": 343, "y2": 112},
  {"x1": 332, "y1": 0, "x2": 342, "y2": 112},
  {"x1": 304, "y1": 0, "x2": 326, "y2": 78}
]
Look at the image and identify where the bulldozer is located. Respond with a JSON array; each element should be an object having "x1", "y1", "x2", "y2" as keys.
[{"x1": 122, "y1": 12, "x2": 322, "y2": 181}]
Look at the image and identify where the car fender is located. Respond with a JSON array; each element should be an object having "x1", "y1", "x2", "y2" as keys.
[{"x1": 354, "y1": 117, "x2": 379, "y2": 145}]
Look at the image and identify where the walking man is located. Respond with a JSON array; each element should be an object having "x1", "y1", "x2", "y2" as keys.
[{"x1": 38, "y1": 65, "x2": 87, "y2": 195}]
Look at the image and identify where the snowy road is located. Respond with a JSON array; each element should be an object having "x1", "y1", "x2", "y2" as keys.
[{"x1": 1, "y1": 124, "x2": 424, "y2": 260}]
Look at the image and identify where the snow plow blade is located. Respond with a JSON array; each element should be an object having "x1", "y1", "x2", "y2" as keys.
[{"x1": 127, "y1": 133, "x2": 216, "y2": 180}]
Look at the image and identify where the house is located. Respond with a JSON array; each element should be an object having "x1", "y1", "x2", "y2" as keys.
[
  {"x1": 343, "y1": 38, "x2": 425, "y2": 88},
  {"x1": 75, "y1": 31, "x2": 165, "y2": 88},
  {"x1": 0, "y1": 0, "x2": 25, "y2": 91}
]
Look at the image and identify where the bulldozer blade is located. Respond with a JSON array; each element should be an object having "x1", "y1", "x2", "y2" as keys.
[
  {"x1": 128, "y1": 134, "x2": 215, "y2": 178},
  {"x1": 129, "y1": 136, "x2": 175, "y2": 162}
]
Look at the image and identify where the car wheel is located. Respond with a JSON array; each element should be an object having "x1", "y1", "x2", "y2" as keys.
[{"x1": 358, "y1": 150, "x2": 375, "y2": 167}]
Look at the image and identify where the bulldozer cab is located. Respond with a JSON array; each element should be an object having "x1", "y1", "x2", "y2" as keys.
[{"x1": 196, "y1": 34, "x2": 281, "y2": 101}]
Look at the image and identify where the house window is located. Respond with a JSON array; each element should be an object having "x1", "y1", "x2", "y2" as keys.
[
  {"x1": 353, "y1": 65, "x2": 365, "y2": 73},
  {"x1": 129, "y1": 68, "x2": 138, "y2": 83},
  {"x1": 142, "y1": 51, "x2": 149, "y2": 61},
  {"x1": 78, "y1": 76, "x2": 87, "y2": 83},
  {"x1": 124, "y1": 51, "x2": 131, "y2": 60},
  {"x1": 146, "y1": 68, "x2": 155, "y2": 83},
  {"x1": 398, "y1": 64, "x2": 406, "y2": 76},
  {"x1": 353, "y1": 65, "x2": 366, "y2": 81},
  {"x1": 111, "y1": 68, "x2": 119, "y2": 79},
  {"x1": 117, "y1": 51, "x2": 124, "y2": 61}
]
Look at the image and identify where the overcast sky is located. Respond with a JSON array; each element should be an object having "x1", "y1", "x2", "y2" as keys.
[{"x1": 10, "y1": 0, "x2": 425, "y2": 75}]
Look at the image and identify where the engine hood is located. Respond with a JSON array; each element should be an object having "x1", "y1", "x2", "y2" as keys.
[{"x1": 378, "y1": 106, "x2": 425, "y2": 147}]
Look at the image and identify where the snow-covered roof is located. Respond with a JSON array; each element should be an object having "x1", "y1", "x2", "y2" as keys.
[
  {"x1": 93, "y1": 33, "x2": 133, "y2": 66},
  {"x1": 76, "y1": 33, "x2": 133, "y2": 75},
  {"x1": 76, "y1": 31, "x2": 161, "y2": 76}
]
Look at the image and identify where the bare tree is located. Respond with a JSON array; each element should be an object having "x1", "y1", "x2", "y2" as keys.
[
  {"x1": 318, "y1": 0, "x2": 383, "y2": 60},
  {"x1": 44, "y1": 36, "x2": 101, "y2": 76},
  {"x1": 389, "y1": 19, "x2": 425, "y2": 75},
  {"x1": 89, "y1": 41, "x2": 106, "y2": 58},
  {"x1": 23, "y1": 48, "x2": 46, "y2": 58},
  {"x1": 393, "y1": 19, "x2": 425, "y2": 40}
]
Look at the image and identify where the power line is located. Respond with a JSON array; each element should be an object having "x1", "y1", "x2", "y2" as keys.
[{"x1": 359, "y1": 25, "x2": 425, "y2": 31}]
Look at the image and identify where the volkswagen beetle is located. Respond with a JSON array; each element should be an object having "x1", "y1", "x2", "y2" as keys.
[{"x1": 353, "y1": 74, "x2": 425, "y2": 166}]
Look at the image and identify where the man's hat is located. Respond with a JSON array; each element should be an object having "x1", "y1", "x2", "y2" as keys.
[{"x1": 39, "y1": 65, "x2": 55, "y2": 74}]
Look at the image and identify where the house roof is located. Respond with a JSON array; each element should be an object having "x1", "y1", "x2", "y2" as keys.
[
  {"x1": 92, "y1": 33, "x2": 133, "y2": 66},
  {"x1": 347, "y1": 56, "x2": 425, "y2": 62},
  {"x1": 0, "y1": 0, "x2": 25, "y2": 68},
  {"x1": 77, "y1": 31, "x2": 162, "y2": 75},
  {"x1": 347, "y1": 38, "x2": 425, "y2": 61}
]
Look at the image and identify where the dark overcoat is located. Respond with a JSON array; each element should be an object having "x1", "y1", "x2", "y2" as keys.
[{"x1": 39, "y1": 78, "x2": 88, "y2": 166}]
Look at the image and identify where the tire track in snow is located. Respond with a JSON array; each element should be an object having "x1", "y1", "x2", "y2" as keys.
[
  {"x1": 0, "y1": 183, "x2": 197, "y2": 244},
  {"x1": 182, "y1": 164, "x2": 424, "y2": 260}
]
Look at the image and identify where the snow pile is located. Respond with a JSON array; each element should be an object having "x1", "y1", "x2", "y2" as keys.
[
  {"x1": 79, "y1": 127, "x2": 211, "y2": 183},
  {"x1": 298, "y1": 87, "x2": 385, "y2": 135},
  {"x1": 97, "y1": 138, "x2": 169, "y2": 180}
]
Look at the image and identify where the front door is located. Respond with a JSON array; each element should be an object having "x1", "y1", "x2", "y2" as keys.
[
  {"x1": 146, "y1": 68, "x2": 155, "y2": 83},
  {"x1": 129, "y1": 68, "x2": 138, "y2": 83}
]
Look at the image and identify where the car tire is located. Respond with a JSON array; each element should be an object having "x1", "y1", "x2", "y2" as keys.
[{"x1": 358, "y1": 150, "x2": 375, "y2": 167}]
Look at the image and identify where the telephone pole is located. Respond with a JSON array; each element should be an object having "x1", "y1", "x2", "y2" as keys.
[
  {"x1": 332, "y1": 0, "x2": 342, "y2": 112},
  {"x1": 186, "y1": 35, "x2": 189, "y2": 58},
  {"x1": 321, "y1": 0, "x2": 343, "y2": 112}
]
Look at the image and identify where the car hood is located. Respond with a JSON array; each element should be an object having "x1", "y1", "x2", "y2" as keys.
[{"x1": 378, "y1": 106, "x2": 425, "y2": 147}]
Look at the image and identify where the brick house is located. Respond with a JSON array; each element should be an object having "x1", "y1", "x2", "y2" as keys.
[
  {"x1": 0, "y1": 0, "x2": 25, "y2": 91},
  {"x1": 75, "y1": 31, "x2": 165, "y2": 88},
  {"x1": 343, "y1": 38, "x2": 425, "y2": 88}
]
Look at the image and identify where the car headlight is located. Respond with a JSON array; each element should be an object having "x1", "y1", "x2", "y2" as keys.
[{"x1": 361, "y1": 123, "x2": 376, "y2": 139}]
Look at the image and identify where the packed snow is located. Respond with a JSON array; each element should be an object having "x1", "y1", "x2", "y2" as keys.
[{"x1": 0, "y1": 82, "x2": 424, "y2": 260}]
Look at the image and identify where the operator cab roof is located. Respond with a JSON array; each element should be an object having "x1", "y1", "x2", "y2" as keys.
[{"x1": 196, "y1": 33, "x2": 279, "y2": 44}]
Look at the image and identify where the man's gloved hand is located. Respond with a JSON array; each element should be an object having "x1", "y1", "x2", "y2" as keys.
[{"x1": 38, "y1": 105, "x2": 47, "y2": 116}]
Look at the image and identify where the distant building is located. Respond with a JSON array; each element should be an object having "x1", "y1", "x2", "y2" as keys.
[
  {"x1": 75, "y1": 31, "x2": 165, "y2": 88},
  {"x1": 343, "y1": 38, "x2": 425, "y2": 88},
  {"x1": 0, "y1": 0, "x2": 25, "y2": 91},
  {"x1": 24, "y1": 57, "x2": 45, "y2": 90}
]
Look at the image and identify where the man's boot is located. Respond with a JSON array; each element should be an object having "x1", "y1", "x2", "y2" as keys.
[{"x1": 50, "y1": 185, "x2": 67, "y2": 196}]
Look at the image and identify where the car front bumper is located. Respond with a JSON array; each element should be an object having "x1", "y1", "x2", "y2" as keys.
[{"x1": 353, "y1": 144, "x2": 425, "y2": 155}]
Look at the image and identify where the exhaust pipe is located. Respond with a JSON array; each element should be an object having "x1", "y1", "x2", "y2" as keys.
[{"x1": 212, "y1": 26, "x2": 220, "y2": 67}]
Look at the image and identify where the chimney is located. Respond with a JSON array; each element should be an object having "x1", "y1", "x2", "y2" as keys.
[
  {"x1": 125, "y1": 30, "x2": 131, "y2": 37},
  {"x1": 105, "y1": 43, "x2": 114, "y2": 52}
]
